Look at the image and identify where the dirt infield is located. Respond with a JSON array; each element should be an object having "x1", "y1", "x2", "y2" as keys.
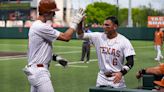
[{"x1": 0, "y1": 52, "x2": 26, "y2": 57}]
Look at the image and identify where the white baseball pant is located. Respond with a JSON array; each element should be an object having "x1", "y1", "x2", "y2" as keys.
[
  {"x1": 96, "y1": 71, "x2": 126, "y2": 88},
  {"x1": 23, "y1": 65, "x2": 54, "y2": 92},
  {"x1": 154, "y1": 45, "x2": 163, "y2": 60}
]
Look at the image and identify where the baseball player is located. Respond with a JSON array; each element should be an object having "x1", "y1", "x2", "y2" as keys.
[
  {"x1": 154, "y1": 27, "x2": 164, "y2": 61},
  {"x1": 77, "y1": 16, "x2": 135, "y2": 88},
  {"x1": 22, "y1": 0, "x2": 85, "y2": 92}
]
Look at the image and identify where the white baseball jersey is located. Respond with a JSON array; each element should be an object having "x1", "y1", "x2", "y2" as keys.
[
  {"x1": 82, "y1": 32, "x2": 135, "y2": 88},
  {"x1": 25, "y1": 20, "x2": 60, "y2": 92},
  {"x1": 28, "y1": 20, "x2": 60, "y2": 65}
]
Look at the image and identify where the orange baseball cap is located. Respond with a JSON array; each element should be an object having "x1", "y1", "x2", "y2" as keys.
[{"x1": 154, "y1": 77, "x2": 164, "y2": 87}]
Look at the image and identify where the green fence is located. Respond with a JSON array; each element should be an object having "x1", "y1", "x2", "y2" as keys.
[
  {"x1": 0, "y1": 27, "x2": 28, "y2": 39},
  {"x1": 0, "y1": 27, "x2": 156, "y2": 40},
  {"x1": 89, "y1": 27, "x2": 155, "y2": 40},
  {"x1": 117, "y1": 27, "x2": 155, "y2": 40}
]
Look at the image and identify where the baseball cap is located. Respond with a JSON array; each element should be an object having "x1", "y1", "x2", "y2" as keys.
[{"x1": 154, "y1": 77, "x2": 164, "y2": 87}]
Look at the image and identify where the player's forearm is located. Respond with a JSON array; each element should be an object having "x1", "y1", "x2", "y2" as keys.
[
  {"x1": 77, "y1": 21, "x2": 84, "y2": 38},
  {"x1": 146, "y1": 66, "x2": 163, "y2": 75},
  {"x1": 125, "y1": 55, "x2": 134, "y2": 68},
  {"x1": 137, "y1": 66, "x2": 162, "y2": 78},
  {"x1": 57, "y1": 28, "x2": 74, "y2": 42},
  {"x1": 120, "y1": 55, "x2": 134, "y2": 75},
  {"x1": 64, "y1": 28, "x2": 75, "y2": 40}
]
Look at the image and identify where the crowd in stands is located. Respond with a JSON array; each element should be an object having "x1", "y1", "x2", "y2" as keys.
[
  {"x1": 0, "y1": 9, "x2": 102, "y2": 28},
  {"x1": 0, "y1": 20, "x2": 103, "y2": 28}
]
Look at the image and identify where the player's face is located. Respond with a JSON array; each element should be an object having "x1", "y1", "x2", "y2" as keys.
[
  {"x1": 45, "y1": 12, "x2": 56, "y2": 20},
  {"x1": 103, "y1": 20, "x2": 117, "y2": 34}
]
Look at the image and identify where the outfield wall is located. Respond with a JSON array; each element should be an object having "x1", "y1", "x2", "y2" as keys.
[
  {"x1": 0, "y1": 27, "x2": 156, "y2": 40},
  {"x1": 0, "y1": 27, "x2": 29, "y2": 39}
]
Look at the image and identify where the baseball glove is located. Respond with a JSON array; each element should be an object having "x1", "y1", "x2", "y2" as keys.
[{"x1": 52, "y1": 54, "x2": 68, "y2": 67}]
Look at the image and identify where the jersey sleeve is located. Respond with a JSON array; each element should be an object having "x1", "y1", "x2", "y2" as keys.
[
  {"x1": 83, "y1": 32, "x2": 100, "y2": 45},
  {"x1": 123, "y1": 39, "x2": 136, "y2": 57},
  {"x1": 83, "y1": 32, "x2": 99, "y2": 40},
  {"x1": 83, "y1": 33, "x2": 92, "y2": 39},
  {"x1": 34, "y1": 24, "x2": 60, "y2": 42}
]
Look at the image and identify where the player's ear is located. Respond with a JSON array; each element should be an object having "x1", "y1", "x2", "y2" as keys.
[
  {"x1": 113, "y1": 26, "x2": 116, "y2": 30},
  {"x1": 114, "y1": 25, "x2": 117, "y2": 30}
]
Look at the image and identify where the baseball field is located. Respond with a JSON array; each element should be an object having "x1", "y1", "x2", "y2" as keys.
[{"x1": 0, "y1": 39, "x2": 159, "y2": 92}]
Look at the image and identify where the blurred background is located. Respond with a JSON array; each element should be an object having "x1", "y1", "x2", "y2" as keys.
[
  {"x1": 0, "y1": 0, "x2": 163, "y2": 40},
  {"x1": 0, "y1": 0, "x2": 164, "y2": 28},
  {"x1": 0, "y1": 1, "x2": 164, "y2": 92}
]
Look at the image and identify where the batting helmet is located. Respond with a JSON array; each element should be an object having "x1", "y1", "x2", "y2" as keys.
[{"x1": 38, "y1": 0, "x2": 59, "y2": 15}]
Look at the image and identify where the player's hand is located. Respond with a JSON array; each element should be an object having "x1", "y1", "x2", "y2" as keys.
[
  {"x1": 58, "y1": 59, "x2": 68, "y2": 67},
  {"x1": 52, "y1": 54, "x2": 68, "y2": 67},
  {"x1": 136, "y1": 69, "x2": 144, "y2": 79},
  {"x1": 136, "y1": 70, "x2": 142, "y2": 79},
  {"x1": 69, "y1": 8, "x2": 86, "y2": 30},
  {"x1": 104, "y1": 72, "x2": 113, "y2": 77},
  {"x1": 112, "y1": 72, "x2": 122, "y2": 84}
]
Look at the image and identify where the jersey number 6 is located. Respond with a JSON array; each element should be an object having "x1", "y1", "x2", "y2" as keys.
[{"x1": 112, "y1": 58, "x2": 118, "y2": 66}]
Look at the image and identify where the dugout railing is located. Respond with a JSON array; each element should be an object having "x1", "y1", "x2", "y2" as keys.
[{"x1": 89, "y1": 87, "x2": 152, "y2": 92}]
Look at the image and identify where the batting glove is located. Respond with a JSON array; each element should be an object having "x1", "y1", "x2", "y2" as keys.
[
  {"x1": 69, "y1": 8, "x2": 86, "y2": 30},
  {"x1": 52, "y1": 54, "x2": 68, "y2": 67}
]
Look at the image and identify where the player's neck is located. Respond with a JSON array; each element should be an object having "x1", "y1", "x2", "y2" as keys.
[
  {"x1": 37, "y1": 16, "x2": 46, "y2": 23},
  {"x1": 107, "y1": 32, "x2": 117, "y2": 39}
]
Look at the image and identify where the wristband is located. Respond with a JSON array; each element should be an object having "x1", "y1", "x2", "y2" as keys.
[
  {"x1": 123, "y1": 65, "x2": 130, "y2": 71},
  {"x1": 120, "y1": 65, "x2": 131, "y2": 75}
]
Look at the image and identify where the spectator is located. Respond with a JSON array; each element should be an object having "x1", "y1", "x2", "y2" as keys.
[{"x1": 80, "y1": 24, "x2": 92, "y2": 63}]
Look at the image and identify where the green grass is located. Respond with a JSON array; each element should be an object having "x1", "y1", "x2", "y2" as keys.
[{"x1": 0, "y1": 39, "x2": 161, "y2": 92}]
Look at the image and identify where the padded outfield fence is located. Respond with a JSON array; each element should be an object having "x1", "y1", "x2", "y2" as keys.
[{"x1": 0, "y1": 27, "x2": 156, "y2": 40}]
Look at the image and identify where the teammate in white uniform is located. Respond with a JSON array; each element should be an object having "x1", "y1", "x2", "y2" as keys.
[
  {"x1": 23, "y1": 0, "x2": 85, "y2": 92},
  {"x1": 77, "y1": 16, "x2": 135, "y2": 88}
]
